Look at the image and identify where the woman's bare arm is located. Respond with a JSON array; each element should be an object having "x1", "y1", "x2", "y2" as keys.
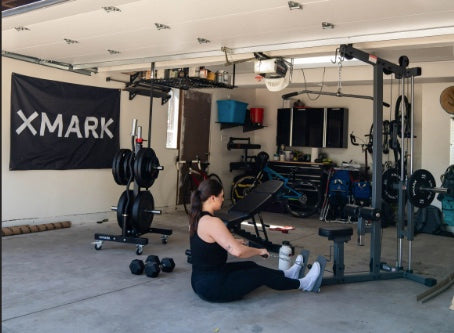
[{"x1": 198, "y1": 217, "x2": 269, "y2": 259}]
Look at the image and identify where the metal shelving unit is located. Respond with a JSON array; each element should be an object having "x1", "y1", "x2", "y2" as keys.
[{"x1": 146, "y1": 77, "x2": 235, "y2": 90}]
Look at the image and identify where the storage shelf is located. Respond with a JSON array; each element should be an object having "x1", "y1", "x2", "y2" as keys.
[
  {"x1": 145, "y1": 77, "x2": 235, "y2": 90},
  {"x1": 217, "y1": 122, "x2": 266, "y2": 132}
]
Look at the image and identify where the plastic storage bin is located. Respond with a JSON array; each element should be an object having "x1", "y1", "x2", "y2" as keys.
[
  {"x1": 442, "y1": 196, "x2": 454, "y2": 226},
  {"x1": 250, "y1": 107, "x2": 264, "y2": 124},
  {"x1": 217, "y1": 100, "x2": 248, "y2": 123}
]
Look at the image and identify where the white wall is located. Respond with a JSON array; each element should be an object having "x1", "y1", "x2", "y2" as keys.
[
  {"x1": 2, "y1": 56, "x2": 453, "y2": 224},
  {"x1": 1, "y1": 57, "x2": 175, "y2": 223}
]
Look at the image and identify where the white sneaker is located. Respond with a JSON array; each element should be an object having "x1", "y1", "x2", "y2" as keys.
[
  {"x1": 299, "y1": 262, "x2": 321, "y2": 291},
  {"x1": 294, "y1": 254, "x2": 304, "y2": 266},
  {"x1": 283, "y1": 255, "x2": 304, "y2": 279}
]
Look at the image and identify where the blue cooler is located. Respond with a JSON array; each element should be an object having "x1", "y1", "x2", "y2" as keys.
[{"x1": 217, "y1": 100, "x2": 248, "y2": 124}]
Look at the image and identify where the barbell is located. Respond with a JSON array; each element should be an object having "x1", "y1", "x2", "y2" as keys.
[
  {"x1": 407, "y1": 169, "x2": 453, "y2": 208},
  {"x1": 112, "y1": 148, "x2": 164, "y2": 188}
]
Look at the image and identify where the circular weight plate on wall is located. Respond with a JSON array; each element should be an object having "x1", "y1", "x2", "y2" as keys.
[
  {"x1": 407, "y1": 169, "x2": 436, "y2": 208},
  {"x1": 132, "y1": 191, "x2": 155, "y2": 234},
  {"x1": 134, "y1": 148, "x2": 161, "y2": 188}
]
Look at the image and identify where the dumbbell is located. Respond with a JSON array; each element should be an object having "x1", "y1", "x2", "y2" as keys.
[
  {"x1": 129, "y1": 256, "x2": 175, "y2": 277},
  {"x1": 185, "y1": 249, "x2": 192, "y2": 264},
  {"x1": 129, "y1": 259, "x2": 145, "y2": 275},
  {"x1": 145, "y1": 255, "x2": 176, "y2": 278}
]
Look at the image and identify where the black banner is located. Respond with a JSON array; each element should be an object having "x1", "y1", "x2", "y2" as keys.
[{"x1": 10, "y1": 73, "x2": 120, "y2": 170}]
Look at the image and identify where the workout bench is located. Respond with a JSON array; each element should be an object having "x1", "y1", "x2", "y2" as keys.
[{"x1": 216, "y1": 180, "x2": 284, "y2": 253}]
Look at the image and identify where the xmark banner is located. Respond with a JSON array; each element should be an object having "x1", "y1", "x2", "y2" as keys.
[{"x1": 10, "y1": 73, "x2": 120, "y2": 170}]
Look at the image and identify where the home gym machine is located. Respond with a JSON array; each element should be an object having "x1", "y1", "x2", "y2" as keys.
[{"x1": 318, "y1": 44, "x2": 436, "y2": 287}]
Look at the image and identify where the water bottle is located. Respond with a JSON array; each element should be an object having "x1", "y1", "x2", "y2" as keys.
[{"x1": 278, "y1": 241, "x2": 292, "y2": 270}]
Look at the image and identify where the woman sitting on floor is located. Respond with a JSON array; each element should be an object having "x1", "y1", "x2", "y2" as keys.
[{"x1": 189, "y1": 178, "x2": 323, "y2": 302}]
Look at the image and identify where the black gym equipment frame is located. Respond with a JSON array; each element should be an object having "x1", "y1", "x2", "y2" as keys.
[
  {"x1": 94, "y1": 115, "x2": 172, "y2": 254},
  {"x1": 320, "y1": 44, "x2": 435, "y2": 287}
]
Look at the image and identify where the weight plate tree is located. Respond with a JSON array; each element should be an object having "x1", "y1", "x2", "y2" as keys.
[{"x1": 94, "y1": 118, "x2": 171, "y2": 253}]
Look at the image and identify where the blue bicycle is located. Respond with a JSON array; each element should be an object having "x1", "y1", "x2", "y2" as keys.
[{"x1": 230, "y1": 152, "x2": 321, "y2": 218}]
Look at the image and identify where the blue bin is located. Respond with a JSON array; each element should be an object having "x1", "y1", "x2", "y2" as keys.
[
  {"x1": 217, "y1": 100, "x2": 248, "y2": 124},
  {"x1": 442, "y1": 196, "x2": 454, "y2": 226}
]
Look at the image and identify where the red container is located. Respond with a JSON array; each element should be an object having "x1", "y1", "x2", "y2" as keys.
[{"x1": 250, "y1": 108, "x2": 264, "y2": 124}]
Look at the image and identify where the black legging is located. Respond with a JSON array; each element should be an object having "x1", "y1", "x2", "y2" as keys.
[{"x1": 191, "y1": 261, "x2": 300, "y2": 302}]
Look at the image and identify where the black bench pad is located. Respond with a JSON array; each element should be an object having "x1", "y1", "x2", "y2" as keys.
[
  {"x1": 216, "y1": 211, "x2": 250, "y2": 225},
  {"x1": 228, "y1": 192, "x2": 272, "y2": 215},
  {"x1": 252, "y1": 180, "x2": 283, "y2": 195},
  {"x1": 319, "y1": 226, "x2": 353, "y2": 240}
]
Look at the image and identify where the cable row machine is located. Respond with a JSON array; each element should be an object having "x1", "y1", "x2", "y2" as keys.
[{"x1": 318, "y1": 44, "x2": 436, "y2": 287}]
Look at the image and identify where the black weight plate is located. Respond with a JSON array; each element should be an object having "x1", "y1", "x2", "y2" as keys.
[
  {"x1": 407, "y1": 169, "x2": 436, "y2": 208},
  {"x1": 382, "y1": 168, "x2": 400, "y2": 203},
  {"x1": 117, "y1": 190, "x2": 134, "y2": 231},
  {"x1": 134, "y1": 148, "x2": 161, "y2": 188},
  {"x1": 132, "y1": 191, "x2": 155, "y2": 234},
  {"x1": 122, "y1": 150, "x2": 133, "y2": 183},
  {"x1": 112, "y1": 149, "x2": 132, "y2": 185}
]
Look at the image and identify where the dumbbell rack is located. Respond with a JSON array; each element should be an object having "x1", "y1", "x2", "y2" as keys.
[{"x1": 94, "y1": 119, "x2": 172, "y2": 255}]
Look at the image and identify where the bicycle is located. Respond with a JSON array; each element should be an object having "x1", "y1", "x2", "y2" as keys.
[
  {"x1": 230, "y1": 152, "x2": 321, "y2": 218},
  {"x1": 177, "y1": 156, "x2": 222, "y2": 215}
]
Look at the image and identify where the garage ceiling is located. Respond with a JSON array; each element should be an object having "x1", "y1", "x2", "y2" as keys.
[{"x1": 2, "y1": 0, "x2": 454, "y2": 75}]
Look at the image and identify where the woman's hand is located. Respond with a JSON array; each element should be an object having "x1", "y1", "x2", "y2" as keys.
[{"x1": 260, "y1": 248, "x2": 270, "y2": 258}]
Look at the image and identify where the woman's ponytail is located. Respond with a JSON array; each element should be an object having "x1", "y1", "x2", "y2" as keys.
[{"x1": 188, "y1": 179, "x2": 223, "y2": 236}]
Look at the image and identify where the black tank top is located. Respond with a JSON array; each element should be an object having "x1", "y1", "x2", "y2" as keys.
[{"x1": 190, "y1": 211, "x2": 227, "y2": 271}]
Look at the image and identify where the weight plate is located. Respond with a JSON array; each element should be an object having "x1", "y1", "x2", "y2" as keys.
[
  {"x1": 134, "y1": 148, "x2": 161, "y2": 188},
  {"x1": 112, "y1": 149, "x2": 133, "y2": 185},
  {"x1": 117, "y1": 190, "x2": 134, "y2": 231},
  {"x1": 132, "y1": 191, "x2": 155, "y2": 234},
  {"x1": 407, "y1": 169, "x2": 436, "y2": 208},
  {"x1": 382, "y1": 168, "x2": 400, "y2": 203}
]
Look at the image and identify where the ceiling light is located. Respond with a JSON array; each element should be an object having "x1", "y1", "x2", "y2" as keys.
[
  {"x1": 107, "y1": 49, "x2": 120, "y2": 55},
  {"x1": 14, "y1": 26, "x2": 30, "y2": 32},
  {"x1": 288, "y1": 1, "x2": 303, "y2": 10},
  {"x1": 64, "y1": 38, "x2": 79, "y2": 45},
  {"x1": 155, "y1": 23, "x2": 170, "y2": 30},
  {"x1": 102, "y1": 6, "x2": 121, "y2": 13},
  {"x1": 322, "y1": 22, "x2": 335, "y2": 29},
  {"x1": 197, "y1": 38, "x2": 211, "y2": 44}
]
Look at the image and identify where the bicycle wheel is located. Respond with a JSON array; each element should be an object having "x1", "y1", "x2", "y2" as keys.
[
  {"x1": 208, "y1": 173, "x2": 222, "y2": 187},
  {"x1": 231, "y1": 175, "x2": 257, "y2": 204},
  {"x1": 182, "y1": 173, "x2": 199, "y2": 215},
  {"x1": 284, "y1": 182, "x2": 321, "y2": 218}
]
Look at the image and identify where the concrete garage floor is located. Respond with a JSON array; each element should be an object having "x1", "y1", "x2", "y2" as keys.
[{"x1": 2, "y1": 209, "x2": 454, "y2": 333}]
